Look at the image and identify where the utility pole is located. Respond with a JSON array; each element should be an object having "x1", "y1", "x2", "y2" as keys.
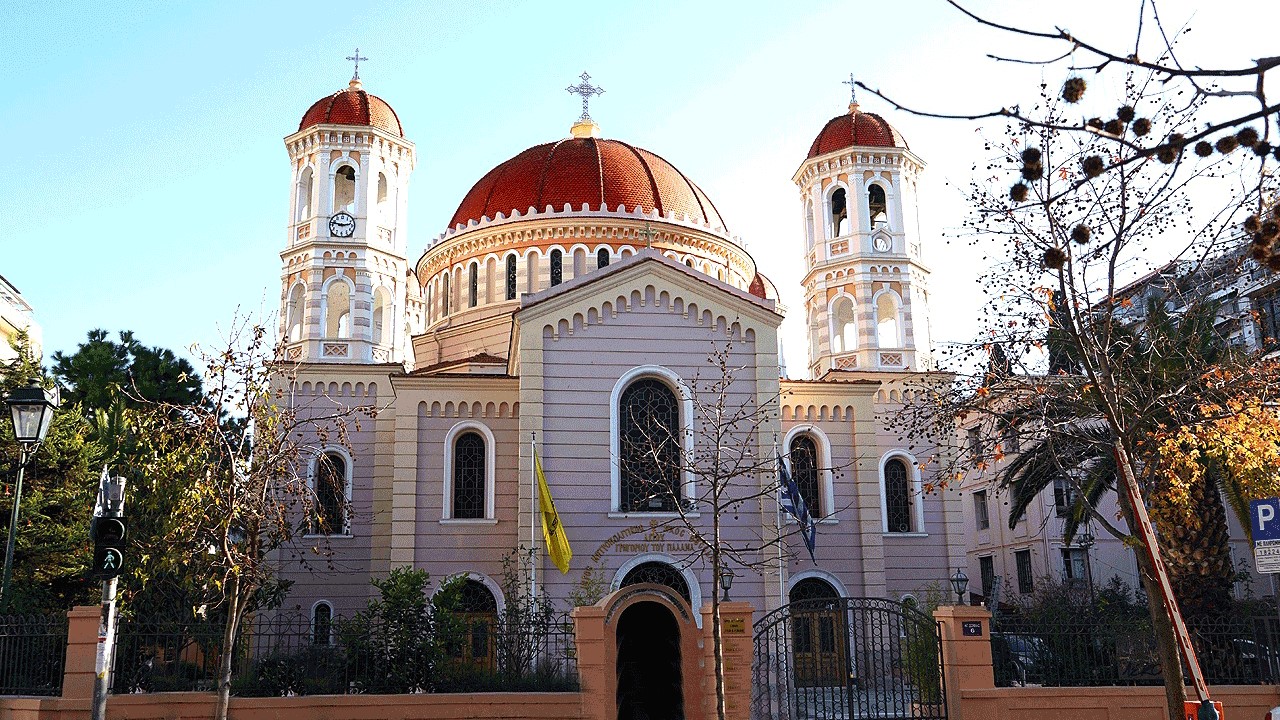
[{"x1": 89, "y1": 467, "x2": 127, "y2": 720}]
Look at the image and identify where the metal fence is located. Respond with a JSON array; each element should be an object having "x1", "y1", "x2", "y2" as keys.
[
  {"x1": 111, "y1": 610, "x2": 578, "y2": 696},
  {"x1": 0, "y1": 614, "x2": 68, "y2": 696},
  {"x1": 752, "y1": 598, "x2": 947, "y2": 720},
  {"x1": 992, "y1": 610, "x2": 1280, "y2": 687}
]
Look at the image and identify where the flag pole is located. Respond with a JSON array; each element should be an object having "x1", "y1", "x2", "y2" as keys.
[
  {"x1": 775, "y1": 439, "x2": 785, "y2": 610},
  {"x1": 531, "y1": 433, "x2": 538, "y2": 601}
]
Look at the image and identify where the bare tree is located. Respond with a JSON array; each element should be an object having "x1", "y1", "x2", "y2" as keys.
[
  {"x1": 135, "y1": 318, "x2": 373, "y2": 720},
  {"x1": 619, "y1": 338, "x2": 803, "y2": 720},
  {"x1": 870, "y1": 4, "x2": 1279, "y2": 717}
]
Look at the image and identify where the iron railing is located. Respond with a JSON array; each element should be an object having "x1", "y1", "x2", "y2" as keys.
[
  {"x1": 991, "y1": 610, "x2": 1280, "y2": 687},
  {"x1": 0, "y1": 614, "x2": 68, "y2": 696},
  {"x1": 752, "y1": 598, "x2": 946, "y2": 720},
  {"x1": 112, "y1": 610, "x2": 578, "y2": 696}
]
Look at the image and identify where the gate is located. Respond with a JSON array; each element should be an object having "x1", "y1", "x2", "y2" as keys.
[{"x1": 752, "y1": 598, "x2": 946, "y2": 720}]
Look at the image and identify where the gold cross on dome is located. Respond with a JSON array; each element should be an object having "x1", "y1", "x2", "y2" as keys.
[
  {"x1": 842, "y1": 73, "x2": 858, "y2": 104},
  {"x1": 638, "y1": 222, "x2": 656, "y2": 249},
  {"x1": 346, "y1": 48, "x2": 368, "y2": 79},
  {"x1": 566, "y1": 72, "x2": 605, "y2": 122}
]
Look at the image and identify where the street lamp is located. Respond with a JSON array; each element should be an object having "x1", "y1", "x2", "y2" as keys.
[
  {"x1": 950, "y1": 568, "x2": 969, "y2": 605},
  {"x1": 720, "y1": 570, "x2": 733, "y2": 602},
  {"x1": 1076, "y1": 531, "x2": 1096, "y2": 602},
  {"x1": 2, "y1": 383, "x2": 58, "y2": 608}
]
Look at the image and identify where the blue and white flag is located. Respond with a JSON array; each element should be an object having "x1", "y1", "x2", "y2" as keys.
[{"x1": 778, "y1": 452, "x2": 817, "y2": 564}]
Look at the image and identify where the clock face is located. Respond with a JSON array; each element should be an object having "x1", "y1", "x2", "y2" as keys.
[
  {"x1": 329, "y1": 212, "x2": 356, "y2": 238},
  {"x1": 873, "y1": 236, "x2": 891, "y2": 252}
]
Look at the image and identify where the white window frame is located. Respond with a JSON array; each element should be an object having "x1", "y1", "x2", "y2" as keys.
[
  {"x1": 310, "y1": 600, "x2": 334, "y2": 645},
  {"x1": 609, "y1": 365, "x2": 696, "y2": 517},
  {"x1": 787, "y1": 569, "x2": 848, "y2": 599},
  {"x1": 871, "y1": 288, "x2": 905, "y2": 351},
  {"x1": 782, "y1": 425, "x2": 835, "y2": 522},
  {"x1": 824, "y1": 182, "x2": 852, "y2": 240},
  {"x1": 329, "y1": 158, "x2": 360, "y2": 217},
  {"x1": 611, "y1": 553, "x2": 703, "y2": 628},
  {"x1": 442, "y1": 421, "x2": 497, "y2": 523},
  {"x1": 305, "y1": 446, "x2": 353, "y2": 537},
  {"x1": 861, "y1": 178, "x2": 894, "y2": 232},
  {"x1": 879, "y1": 450, "x2": 926, "y2": 536}
]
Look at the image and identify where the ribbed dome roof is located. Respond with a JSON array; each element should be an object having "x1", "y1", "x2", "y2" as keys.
[
  {"x1": 299, "y1": 79, "x2": 403, "y2": 138},
  {"x1": 449, "y1": 138, "x2": 727, "y2": 232},
  {"x1": 807, "y1": 107, "x2": 906, "y2": 158}
]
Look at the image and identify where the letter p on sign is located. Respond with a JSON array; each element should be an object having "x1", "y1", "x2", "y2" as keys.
[{"x1": 1252, "y1": 498, "x2": 1280, "y2": 541}]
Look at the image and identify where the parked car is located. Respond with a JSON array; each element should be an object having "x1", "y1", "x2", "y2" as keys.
[{"x1": 991, "y1": 632, "x2": 1046, "y2": 686}]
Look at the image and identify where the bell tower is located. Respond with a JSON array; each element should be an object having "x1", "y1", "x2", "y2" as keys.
[
  {"x1": 794, "y1": 79, "x2": 933, "y2": 377},
  {"x1": 279, "y1": 66, "x2": 418, "y2": 366}
]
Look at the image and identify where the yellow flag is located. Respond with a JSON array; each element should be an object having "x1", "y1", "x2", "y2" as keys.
[{"x1": 536, "y1": 448, "x2": 572, "y2": 573}]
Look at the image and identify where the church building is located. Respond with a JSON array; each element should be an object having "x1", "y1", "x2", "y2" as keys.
[{"x1": 274, "y1": 68, "x2": 967, "y2": 630}]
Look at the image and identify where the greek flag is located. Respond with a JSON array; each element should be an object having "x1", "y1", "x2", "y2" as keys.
[{"x1": 778, "y1": 452, "x2": 817, "y2": 564}]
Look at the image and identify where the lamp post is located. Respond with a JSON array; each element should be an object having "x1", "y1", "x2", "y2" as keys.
[
  {"x1": 1076, "y1": 531, "x2": 1096, "y2": 604},
  {"x1": 950, "y1": 568, "x2": 969, "y2": 605},
  {"x1": 720, "y1": 570, "x2": 733, "y2": 602},
  {"x1": 2, "y1": 383, "x2": 59, "y2": 609}
]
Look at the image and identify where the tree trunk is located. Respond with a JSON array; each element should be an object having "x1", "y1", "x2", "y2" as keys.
[
  {"x1": 711, "y1": 533, "x2": 726, "y2": 720},
  {"x1": 214, "y1": 576, "x2": 241, "y2": 720},
  {"x1": 1156, "y1": 470, "x2": 1235, "y2": 621},
  {"x1": 1112, "y1": 455, "x2": 1186, "y2": 720}
]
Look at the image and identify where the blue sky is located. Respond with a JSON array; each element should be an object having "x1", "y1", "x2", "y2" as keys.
[{"x1": 3, "y1": 0, "x2": 1274, "y2": 374}]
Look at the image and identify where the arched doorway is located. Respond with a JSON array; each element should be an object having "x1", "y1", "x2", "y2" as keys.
[
  {"x1": 789, "y1": 577, "x2": 847, "y2": 687},
  {"x1": 616, "y1": 601, "x2": 684, "y2": 720},
  {"x1": 449, "y1": 579, "x2": 498, "y2": 671}
]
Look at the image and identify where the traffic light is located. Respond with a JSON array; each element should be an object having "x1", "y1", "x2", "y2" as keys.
[{"x1": 91, "y1": 517, "x2": 126, "y2": 578}]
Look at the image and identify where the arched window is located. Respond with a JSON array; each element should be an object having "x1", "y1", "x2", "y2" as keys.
[
  {"x1": 868, "y1": 184, "x2": 888, "y2": 228},
  {"x1": 550, "y1": 249, "x2": 563, "y2": 286},
  {"x1": 830, "y1": 187, "x2": 849, "y2": 237},
  {"x1": 296, "y1": 167, "x2": 313, "y2": 222},
  {"x1": 376, "y1": 172, "x2": 389, "y2": 224},
  {"x1": 448, "y1": 580, "x2": 498, "y2": 670},
  {"x1": 452, "y1": 432, "x2": 486, "y2": 519},
  {"x1": 469, "y1": 262, "x2": 479, "y2": 308},
  {"x1": 312, "y1": 602, "x2": 333, "y2": 646},
  {"x1": 789, "y1": 577, "x2": 839, "y2": 607},
  {"x1": 371, "y1": 287, "x2": 390, "y2": 344},
  {"x1": 311, "y1": 451, "x2": 348, "y2": 535},
  {"x1": 597, "y1": 248, "x2": 610, "y2": 269},
  {"x1": 573, "y1": 248, "x2": 586, "y2": 278},
  {"x1": 804, "y1": 200, "x2": 815, "y2": 250},
  {"x1": 884, "y1": 458, "x2": 912, "y2": 533},
  {"x1": 876, "y1": 293, "x2": 901, "y2": 348},
  {"x1": 324, "y1": 280, "x2": 351, "y2": 338},
  {"x1": 286, "y1": 284, "x2": 305, "y2": 342},
  {"x1": 442, "y1": 273, "x2": 451, "y2": 316},
  {"x1": 505, "y1": 255, "x2": 517, "y2": 300},
  {"x1": 830, "y1": 296, "x2": 856, "y2": 354},
  {"x1": 621, "y1": 561, "x2": 690, "y2": 605},
  {"x1": 808, "y1": 303, "x2": 821, "y2": 365},
  {"x1": 789, "y1": 434, "x2": 821, "y2": 517},
  {"x1": 334, "y1": 165, "x2": 356, "y2": 214},
  {"x1": 619, "y1": 378, "x2": 681, "y2": 512},
  {"x1": 485, "y1": 258, "x2": 496, "y2": 304}
]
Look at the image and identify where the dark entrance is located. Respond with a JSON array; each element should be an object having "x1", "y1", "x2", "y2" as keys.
[{"x1": 616, "y1": 601, "x2": 684, "y2": 720}]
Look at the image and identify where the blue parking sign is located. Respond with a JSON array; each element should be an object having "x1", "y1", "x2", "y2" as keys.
[{"x1": 1251, "y1": 498, "x2": 1280, "y2": 541}]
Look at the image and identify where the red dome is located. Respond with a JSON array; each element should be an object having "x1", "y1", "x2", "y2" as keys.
[
  {"x1": 807, "y1": 108, "x2": 905, "y2": 158},
  {"x1": 449, "y1": 138, "x2": 727, "y2": 232},
  {"x1": 299, "y1": 80, "x2": 403, "y2": 138}
]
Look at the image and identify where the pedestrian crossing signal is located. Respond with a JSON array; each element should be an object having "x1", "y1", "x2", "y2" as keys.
[
  {"x1": 93, "y1": 547, "x2": 124, "y2": 579},
  {"x1": 90, "y1": 517, "x2": 126, "y2": 579}
]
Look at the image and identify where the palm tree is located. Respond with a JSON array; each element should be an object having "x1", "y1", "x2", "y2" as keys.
[{"x1": 996, "y1": 296, "x2": 1247, "y2": 619}]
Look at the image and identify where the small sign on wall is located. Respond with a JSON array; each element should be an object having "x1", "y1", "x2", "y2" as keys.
[
  {"x1": 961, "y1": 621, "x2": 983, "y2": 637},
  {"x1": 723, "y1": 618, "x2": 746, "y2": 634}
]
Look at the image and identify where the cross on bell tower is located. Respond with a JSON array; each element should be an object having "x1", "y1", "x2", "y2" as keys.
[{"x1": 842, "y1": 73, "x2": 858, "y2": 110}]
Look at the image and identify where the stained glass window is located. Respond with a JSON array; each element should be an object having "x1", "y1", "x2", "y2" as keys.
[
  {"x1": 468, "y1": 262, "x2": 478, "y2": 308},
  {"x1": 505, "y1": 255, "x2": 517, "y2": 300},
  {"x1": 312, "y1": 602, "x2": 332, "y2": 646},
  {"x1": 550, "y1": 249, "x2": 563, "y2": 286},
  {"x1": 789, "y1": 435, "x2": 821, "y2": 517},
  {"x1": 621, "y1": 561, "x2": 690, "y2": 604},
  {"x1": 453, "y1": 432, "x2": 486, "y2": 519},
  {"x1": 597, "y1": 248, "x2": 610, "y2": 269},
  {"x1": 619, "y1": 378, "x2": 681, "y2": 512},
  {"x1": 884, "y1": 458, "x2": 911, "y2": 533}
]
